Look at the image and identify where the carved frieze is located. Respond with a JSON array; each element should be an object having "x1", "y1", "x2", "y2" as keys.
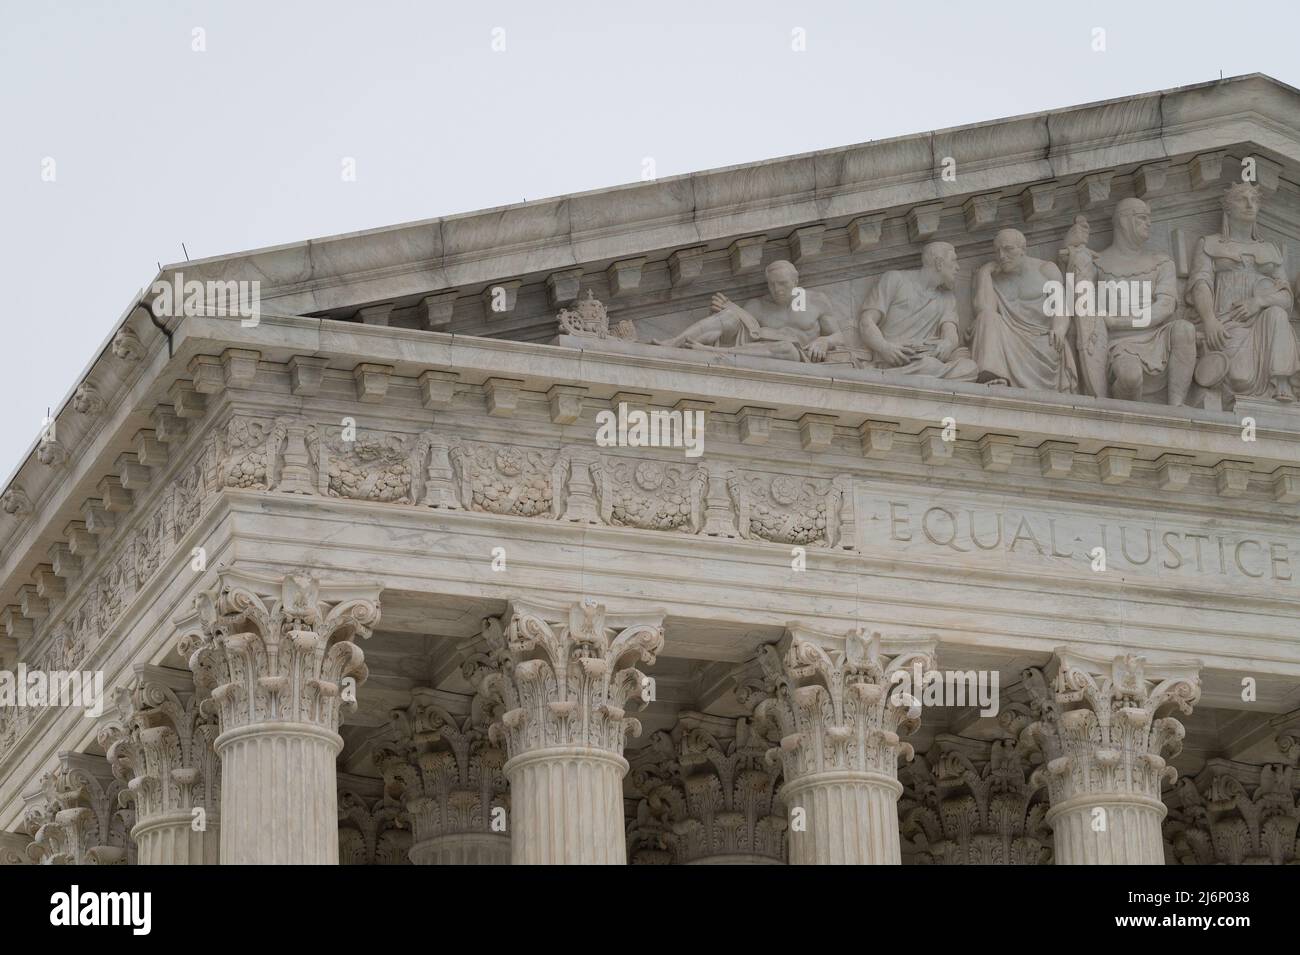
[
  {"x1": 319, "y1": 427, "x2": 414, "y2": 503},
  {"x1": 217, "y1": 416, "x2": 280, "y2": 490},
  {"x1": 728, "y1": 471, "x2": 854, "y2": 548},
  {"x1": 450, "y1": 442, "x2": 561, "y2": 518},
  {"x1": 591, "y1": 457, "x2": 706, "y2": 532}
]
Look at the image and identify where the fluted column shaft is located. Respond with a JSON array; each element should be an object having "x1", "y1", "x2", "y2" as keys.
[
  {"x1": 217, "y1": 722, "x2": 341, "y2": 864},
  {"x1": 507, "y1": 747, "x2": 627, "y2": 864},
  {"x1": 410, "y1": 831, "x2": 511, "y2": 865},
  {"x1": 785, "y1": 771, "x2": 902, "y2": 865},
  {"x1": 133, "y1": 812, "x2": 220, "y2": 865},
  {"x1": 1048, "y1": 795, "x2": 1166, "y2": 865}
]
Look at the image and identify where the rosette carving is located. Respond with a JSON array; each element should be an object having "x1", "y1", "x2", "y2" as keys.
[
  {"x1": 590, "y1": 457, "x2": 707, "y2": 532},
  {"x1": 727, "y1": 471, "x2": 854, "y2": 548}
]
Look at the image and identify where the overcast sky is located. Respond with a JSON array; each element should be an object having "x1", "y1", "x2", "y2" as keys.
[{"x1": 2, "y1": 0, "x2": 1298, "y2": 481}]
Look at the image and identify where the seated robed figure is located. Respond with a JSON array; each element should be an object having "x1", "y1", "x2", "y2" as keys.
[
  {"x1": 971, "y1": 228, "x2": 1077, "y2": 393},
  {"x1": 847, "y1": 241, "x2": 979, "y2": 381},
  {"x1": 1187, "y1": 183, "x2": 1298, "y2": 404}
]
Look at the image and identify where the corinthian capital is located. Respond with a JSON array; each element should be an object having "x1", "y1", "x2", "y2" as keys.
[
  {"x1": 627, "y1": 711, "x2": 786, "y2": 864},
  {"x1": 752, "y1": 627, "x2": 937, "y2": 782},
  {"x1": 96, "y1": 665, "x2": 220, "y2": 826},
  {"x1": 338, "y1": 774, "x2": 410, "y2": 865},
  {"x1": 1165, "y1": 735, "x2": 1299, "y2": 865},
  {"x1": 21, "y1": 753, "x2": 134, "y2": 865},
  {"x1": 179, "y1": 569, "x2": 383, "y2": 734},
  {"x1": 1019, "y1": 650, "x2": 1201, "y2": 806},
  {"x1": 376, "y1": 687, "x2": 509, "y2": 845},
  {"x1": 468, "y1": 597, "x2": 664, "y2": 758},
  {"x1": 900, "y1": 735, "x2": 1051, "y2": 865}
]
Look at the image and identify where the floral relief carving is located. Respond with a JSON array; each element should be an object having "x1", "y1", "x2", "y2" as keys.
[
  {"x1": 626, "y1": 714, "x2": 787, "y2": 864},
  {"x1": 97, "y1": 673, "x2": 221, "y2": 829},
  {"x1": 375, "y1": 688, "x2": 509, "y2": 851},
  {"x1": 449, "y1": 441, "x2": 561, "y2": 517},
  {"x1": 0, "y1": 433, "x2": 214, "y2": 762},
  {"x1": 749, "y1": 629, "x2": 936, "y2": 781},
  {"x1": 218, "y1": 416, "x2": 278, "y2": 490},
  {"x1": 1164, "y1": 736, "x2": 1299, "y2": 865},
  {"x1": 590, "y1": 457, "x2": 707, "y2": 532},
  {"x1": 180, "y1": 571, "x2": 382, "y2": 734},
  {"x1": 320, "y1": 428, "x2": 413, "y2": 503},
  {"x1": 133, "y1": 501, "x2": 169, "y2": 583},
  {"x1": 1016, "y1": 654, "x2": 1200, "y2": 807},
  {"x1": 728, "y1": 471, "x2": 854, "y2": 548}
]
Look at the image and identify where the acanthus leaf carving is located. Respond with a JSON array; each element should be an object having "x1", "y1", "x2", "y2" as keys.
[{"x1": 471, "y1": 597, "x2": 664, "y2": 758}]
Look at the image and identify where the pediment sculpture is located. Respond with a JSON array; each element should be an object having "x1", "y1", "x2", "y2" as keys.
[{"x1": 630, "y1": 189, "x2": 1299, "y2": 411}]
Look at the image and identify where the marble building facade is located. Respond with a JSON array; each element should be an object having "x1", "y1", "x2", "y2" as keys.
[{"x1": 1, "y1": 74, "x2": 1299, "y2": 866}]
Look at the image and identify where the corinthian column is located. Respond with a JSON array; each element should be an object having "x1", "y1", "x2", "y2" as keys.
[
  {"x1": 469, "y1": 597, "x2": 664, "y2": 865},
  {"x1": 750, "y1": 627, "x2": 936, "y2": 865},
  {"x1": 98, "y1": 665, "x2": 221, "y2": 864},
  {"x1": 377, "y1": 687, "x2": 510, "y2": 864},
  {"x1": 1019, "y1": 650, "x2": 1200, "y2": 865},
  {"x1": 180, "y1": 570, "x2": 382, "y2": 864}
]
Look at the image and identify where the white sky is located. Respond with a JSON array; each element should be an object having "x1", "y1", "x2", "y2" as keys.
[{"x1": 2, "y1": 0, "x2": 1298, "y2": 479}]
